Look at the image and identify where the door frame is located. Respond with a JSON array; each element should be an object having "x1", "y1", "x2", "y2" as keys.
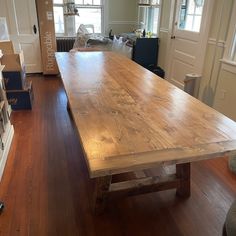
[{"x1": 165, "y1": 0, "x2": 213, "y2": 89}]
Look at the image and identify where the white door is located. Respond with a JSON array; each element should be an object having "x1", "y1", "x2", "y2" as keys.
[
  {"x1": 166, "y1": 0, "x2": 213, "y2": 90},
  {"x1": 0, "y1": 0, "x2": 42, "y2": 73}
]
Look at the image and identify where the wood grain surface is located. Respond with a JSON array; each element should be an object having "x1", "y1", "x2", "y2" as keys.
[
  {"x1": 55, "y1": 52, "x2": 236, "y2": 178},
  {"x1": 0, "y1": 75, "x2": 235, "y2": 236}
]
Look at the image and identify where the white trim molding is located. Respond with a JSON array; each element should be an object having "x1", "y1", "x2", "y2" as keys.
[
  {"x1": 221, "y1": 59, "x2": 236, "y2": 74},
  {"x1": 169, "y1": 78, "x2": 185, "y2": 90},
  {"x1": 223, "y1": 1, "x2": 236, "y2": 62},
  {"x1": 208, "y1": 38, "x2": 226, "y2": 48},
  {"x1": 159, "y1": 27, "x2": 169, "y2": 33},
  {"x1": 108, "y1": 21, "x2": 138, "y2": 26}
]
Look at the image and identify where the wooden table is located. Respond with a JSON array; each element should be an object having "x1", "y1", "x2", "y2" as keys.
[{"x1": 55, "y1": 51, "x2": 236, "y2": 213}]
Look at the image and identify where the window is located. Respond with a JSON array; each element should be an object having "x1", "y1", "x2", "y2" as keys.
[
  {"x1": 138, "y1": 0, "x2": 161, "y2": 36},
  {"x1": 53, "y1": 0, "x2": 103, "y2": 36},
  {"x1": 178, "y1": 0, "x2": 205, "y2": 32},
  {"x1": 222, "y1": 0, "x2": 236, "y2": 73},
  {"x1": 74, "y1": 0, "x2": 102, "y2": 34},
  {"x1": 231, "y1": 33, "x2": 236, "y2": 62},
  {"x1": 53, "y1": 6, "x2": 65, "y2": 34}
]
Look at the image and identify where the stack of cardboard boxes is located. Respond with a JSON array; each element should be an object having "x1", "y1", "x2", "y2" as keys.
[{"x1": 0, "y1": 41, "x2": 33, "y2": 110}]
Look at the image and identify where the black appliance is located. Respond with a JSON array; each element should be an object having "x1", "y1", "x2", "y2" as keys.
[{"x1": 132, "y1": 37, "x2": 165, "y2": 78}]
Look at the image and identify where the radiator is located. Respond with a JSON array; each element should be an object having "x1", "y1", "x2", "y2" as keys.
[{"x1": 56, "y1": 37, "x2": 75, "y2": 52}]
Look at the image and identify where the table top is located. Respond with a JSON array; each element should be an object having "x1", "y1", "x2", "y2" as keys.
[{"x1": 55, "y1": 51, "x2": 236, "y2": 178}]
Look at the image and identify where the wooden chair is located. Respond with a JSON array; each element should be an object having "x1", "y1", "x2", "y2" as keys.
[
  {"x1": 224, "y1": 200, "x2": 236, "y2": 236},
  {"x1": 223, "y1": 156, "x2": 236, "y2": 235},
  {"x1": 229, "y1": 156, "x2": 236, "y2": 174}
]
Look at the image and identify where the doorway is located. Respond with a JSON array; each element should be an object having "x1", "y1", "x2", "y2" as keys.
[
  {"x1": 0, "y1": 0, "x2": 42, "y2": 73},
  {"x1": 166, "y1": 0, "x2": 213, "y2": 90}
]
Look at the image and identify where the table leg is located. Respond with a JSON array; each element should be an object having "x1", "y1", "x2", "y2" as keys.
[
  {"x1": 176, "y1": 163, "x2": 191, "y2": 197},
  {"x1": 66, "y1": 101, "x2": 74, "y2": 120},
  {"x1": 94, "y1": 176, "x2": 112, "y2": 214},
  {"x1": 67, "y1": 101, "x2": 71, "y2": 113}
]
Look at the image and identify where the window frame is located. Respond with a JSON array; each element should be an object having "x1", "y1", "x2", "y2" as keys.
[
  {"x1": 138, "y1": 0, "x2": 162, "y2": 36},
  {"x1": 53, "y1": 4, "x2": 65, "y2": 36},
  {"x1": 178, "y1": 0, "x2": 205, "y2": 32},
  {"x1": 221, "y1": 0, "x2": 236, "y2": 73},
  {"x1": 53, "y1": 0, "x2": 105, "y2": 36}
]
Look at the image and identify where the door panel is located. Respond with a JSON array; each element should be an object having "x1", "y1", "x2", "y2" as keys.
[
  {"x1": 171, "y1": 58, "x2": 196, "y2": 87},
  {"x1": 14, "y1": 0, "x2": 32, "y2": 35},
  {"x1": 167, "y1": 0, "x2": 213, "y2": 90},
  {"x1": 20, "y1": 42, "x2": 41, "y2": 70},
  {"x1": 174, "y1": 49, "x2": 196, "y2": 65},
  {"x1": 174, "y1": 38, "x2": 198, "y2": 58}
]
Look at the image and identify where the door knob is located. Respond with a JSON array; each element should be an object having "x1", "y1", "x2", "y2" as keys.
[
  {"x1": 33, "y1": 25, "x2": 37, "y2": 34},
  {"x1": 171, "y1": 35, "x2": 176, "y2": 39}
]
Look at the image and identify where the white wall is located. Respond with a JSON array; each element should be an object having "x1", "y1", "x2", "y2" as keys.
[{"x1": 106, "y1": 0, "x2": 138, "y2": 35}]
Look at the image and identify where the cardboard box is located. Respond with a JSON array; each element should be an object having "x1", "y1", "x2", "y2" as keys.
[
  {"x1": 1, "y1": 50, "x2": 24, "y2": 71},
  {"x1": 36, "y1": 0, "x2": 58, "y2": 75},
  {"x1": 2, "y1": 66, "x2": 26, "y2": 90},
  {"x1": 0, "y1": 41, "x2": 14, "y2": 54},
  {"x1": 6, "y1": 81, "x2": 33, "y2": 110}
]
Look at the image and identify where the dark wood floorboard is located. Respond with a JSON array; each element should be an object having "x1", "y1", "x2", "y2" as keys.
[{"x1": 0, "y1": 75, "x2": 235, "y2": 236}]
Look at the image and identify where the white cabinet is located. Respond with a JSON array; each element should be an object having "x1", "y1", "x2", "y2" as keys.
[{"x1": 0, "y1": 63, "x2": 14, "y2": 180}]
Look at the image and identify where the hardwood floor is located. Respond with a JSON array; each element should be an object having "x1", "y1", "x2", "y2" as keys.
[{"x1": 0, "y1": 75, "x2": 235, "y2": 236}]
